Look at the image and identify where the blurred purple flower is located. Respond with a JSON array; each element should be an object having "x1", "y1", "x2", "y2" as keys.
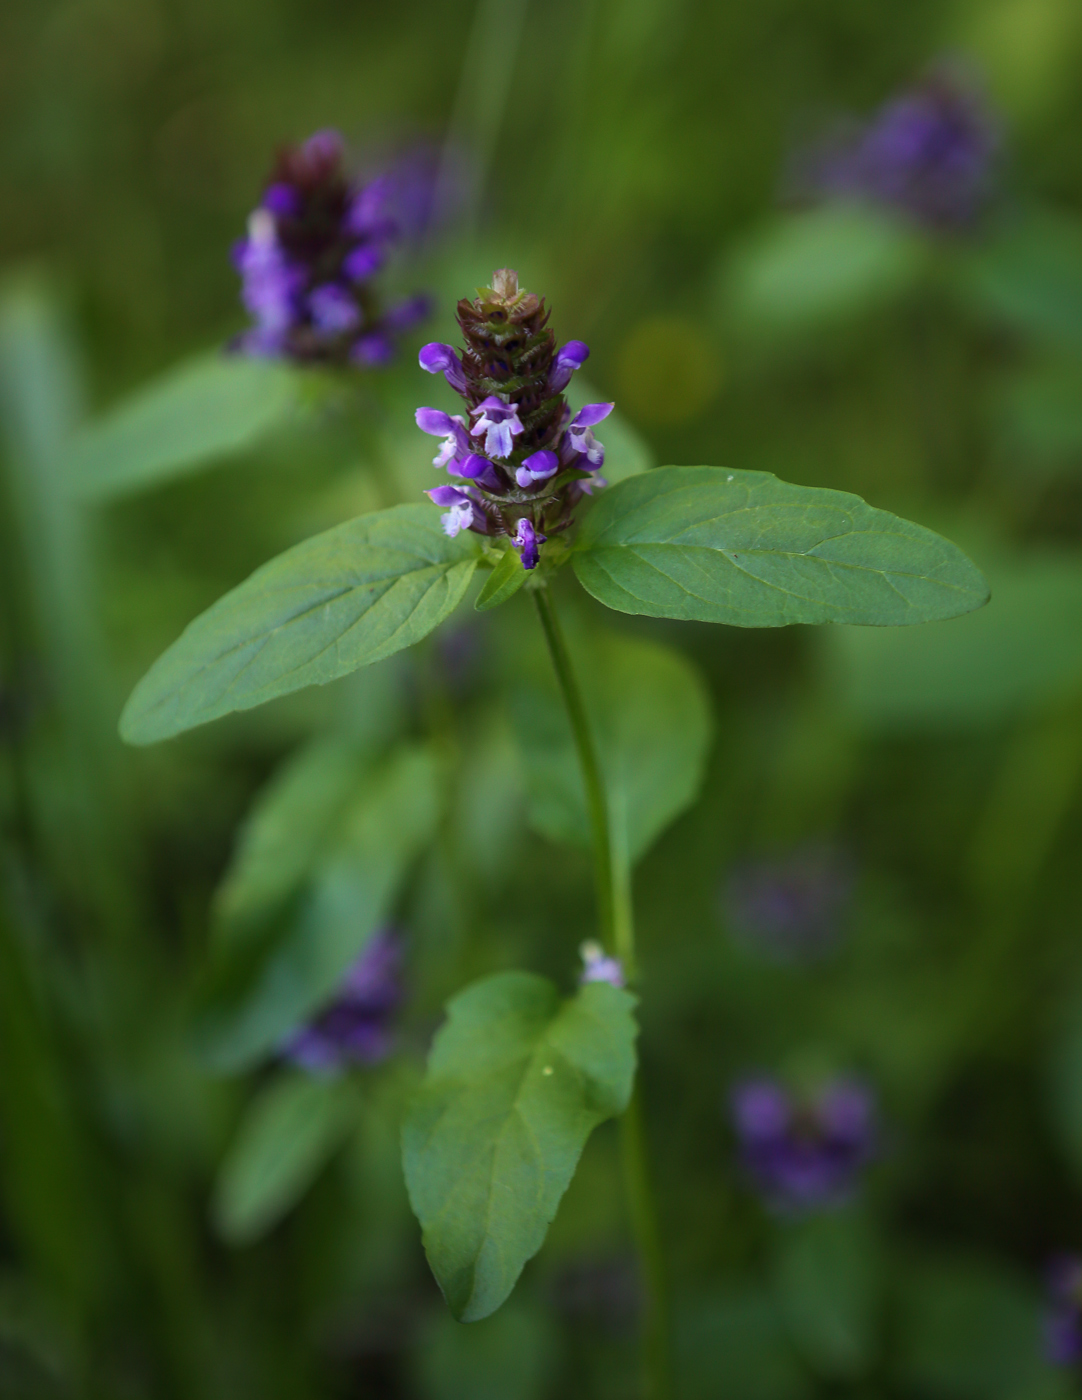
[
  {"x1": 723, "y1": 844, "x2": 853, "y2": 962},
  {"x1": 579, "y1": 940, "x2": 625, "y2": 989},
  {"x1": 233, "y1": 131, "x2": 431, "y2": 366},
  {"x1": 1045, "y1": 1257, "x2": 1082, "y2": 1366},
  {"x1": 793, "y1": 67, "x2": 999, "y2": 232},
  {"x1": 281, "y1": 929, "x2": 402, "y2": 1072},
  {"x1": 730, "y1": 1075, "x2": 876, "y2": 1211}
]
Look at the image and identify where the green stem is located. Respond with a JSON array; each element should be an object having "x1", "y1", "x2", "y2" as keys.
[{"x1": 532, "y1": 584, "x2": 674, "y2": 1400}]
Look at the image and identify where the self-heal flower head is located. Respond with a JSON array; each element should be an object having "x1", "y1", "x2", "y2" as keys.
[
  {"x1": 1046, "y1": 1258, "x2": 1082, "y2": 1366},
  {"x1": 233, "y1": 131, "x2": 431, "y2": 366},
  {"x1": 412, "y1": 269, "x2": 616, "y2": 566},
  {"x1": 281, "y1": 928, "x2": 402, "y2": 1072},
  {"x1": 730, "y1": 1075, "x2": 876, "y2": 1212},
  {"x1": 470, "y1": 395, "x2": 525, "y2": 460},
  {"x1": 579, "y1": 940, "x2": 625, "y2": 989}
]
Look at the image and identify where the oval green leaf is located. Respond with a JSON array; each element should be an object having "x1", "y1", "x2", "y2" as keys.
[
  {"x1": 68, "y1": 352, "x2": 299, "y2": 501},
  {"x1": 573, "y1": 467, "x2": 989, "y2": 628},
  {"x1": 402, "y1": 972, "x2": 637, "y2": 1323},
  {"x1": 475, "y1": 547, "x2": 528, "y2": 612},
  {"x1": 211, "y1": 1073, "x2": 357, "y2": 1244},
  {"x1": 120, "y1": 504, "x2": 481, "y2": 744}
]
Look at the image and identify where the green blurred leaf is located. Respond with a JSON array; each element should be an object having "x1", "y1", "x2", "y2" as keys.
[
  {"x1": 678, "y1": 1288, "x2": 813, "y2": 1400},
  {"x1": 574, "y1": 467, "x2": 989, "y2": 627},
  {"x1": 567, "y1": 377, "x2": 654, "y2": 483},
  {"x1": 825, "y1": 553, "x2": 1082, "y2": 731},
  {"x1": 510, "y1": 627, "x2": 712, "y2": 864},
  {"x1": 67, "y1": 352, "x2": 300, "y2": 501},
  {"x1": 412, "y1": 1301, "x2": 557, "y2": 1400},
  {"x1": 195, "y1": 743, "x2": 440, "y2": 1071},
  {"x1": 774, "y1": 1211, "x2": 882, "y2": 1380},
  {"x1": 723, "y1": 204, "x2": 926, "y2": 334},
  {"x1": 898, "y1": 1256, "x2": 1054, "y2": 1400},
  {"x1": 963, "y1": 210, "x2": 1082, "y2": 349},
  {"x1": 1047, "y1": 994, "x2": 1082, "y2": 1179},
  {"x1": 994, "y1": 358, "x2": 1082, "y2": 469},
  {"x1": 475, "y1": 548, "x2": 528, "y2": 611},
  {"x1": 120, "y1": 504, "x2": 482, "y2": 745},
  {"x1": 402, "y1": 972, "x2": 637, "y2": 1322},
  {"x1": 211, "y1": 1072, "x2": 357, "y2": 1244}
]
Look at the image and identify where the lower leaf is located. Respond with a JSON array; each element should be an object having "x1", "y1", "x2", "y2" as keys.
[{"x1": 402, "y1": 971, "x2": 638, "y2": 1322}]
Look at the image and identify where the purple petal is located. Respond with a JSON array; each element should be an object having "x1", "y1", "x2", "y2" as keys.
[
  {"x1": 343, "y1": 243, "x2": 385, "y2": 281},
  {"x1": 262, "y1": 182, "x2": 299, "y2": 218},
  {"x1": 456, "y1": 452, "x2": 500, "y2": 487},
  {"x1": 427, "y1": 485, "x2": 472, "y2": 507},
  {"x1": 308, "y1": 284, "x2": 360, "y2": 334},
  {"x1": 548, "y1": 340, "x2": 591, "y2": 392},
  {"x1": 419, "y1": 342, "x2": 468, "y2": 394},
  {"x1": 570, "y1": 402, "x2": 614, "y2": 429},
  {"x1": 384, "y1": 293, "x2": 433, "y2": 331},
  {"x1": 513, "y1": 517, "x2": 545, "y2": 570},
  {"x1": 416, "y1": 407, "x2": 457, "y2": 437},
  {"x1": 351, "y1": 331, "x2": 396, "y2": 366}
]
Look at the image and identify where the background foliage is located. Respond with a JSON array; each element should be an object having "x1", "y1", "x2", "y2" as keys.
[{"x1": 5, "y1": 0, "x2": 1082, "y2": 1396}]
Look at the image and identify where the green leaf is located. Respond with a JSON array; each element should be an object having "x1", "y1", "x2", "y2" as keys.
[
  {"x1": 67, "y1": 352, "x2": 299, "y2": 501},
  {"x1": 211, "y1": 1073, "x2": 357, "y2": 1244},
  {"x1": 962, "y1": 210, "x2": 1082, "y2": 350},
  {"x1": 824, "y1": 553, "x2": 1082, "y2": 731},
  {"x1": 722, "y1": 204, "x2": 926, "y2": 334},
  {"x1": 510, "y1": 627, "x2": 712, "y2": 864},
  {"x1": 774, "y1": 1211, "x2": 882, "y2": 1380},
  {"x1": 120, "y1": 504, "x2": 482, "y2": 745},
  {"x1": 677, "y1": 1289, "x2": 812, "y2": 1400},
  {"x1": 573, "y1": 467, "x2": 989, "y2": 628},
  {"x1": 412, "y1": 1302, "x2": 557, "y2": 1400},
  {"x1": 994, "y1": 358, "x2": 1082, "y2": 471},
  {"x1": 195, "y1": 743, "x2": 440, "y2": 1071},
  {"x1": 475, "y1": 548, "x2": 528, "y2": 612},
  {"x1": 402, "y1": 972, "x2": 637, "y2": 1322}
]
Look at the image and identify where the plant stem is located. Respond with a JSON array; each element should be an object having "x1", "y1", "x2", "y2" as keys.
[{"x1": 532, "y1": 583, "x2": 674, "y2": 1400}]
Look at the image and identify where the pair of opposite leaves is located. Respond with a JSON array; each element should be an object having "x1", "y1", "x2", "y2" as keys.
[{"x1": 119, "y1": 464, "x2": 988, "y2": 1321}]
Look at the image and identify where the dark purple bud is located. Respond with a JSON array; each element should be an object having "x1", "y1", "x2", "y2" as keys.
[
  {"x1": 262, "y1": 182, "x2": 300, "y2": 218},
  {"x1": 729, "y1": 1075, "x2": 877, "y2": 1212},
  {"x1": 343, "y1": 243, "x2": 385, "y2": 282},
  {"x1": 455, "y1": 452, "x2": 502, "y2": 489},
  {"x1": 579, "y1": 940, "x2": 625, "y2": 988},
  {"x1": 281, "y1": 928, "x2": 402, "y2": 1072},
  {"x1": 515, "y1": 449, "x2": 559, "y2": 488},
  {"x1": 419, "y1": 342, "x2": 469, "y2": 395},
  {"x1": 513, "y1": 517, "x2": 544, "y2": 570},
  {"x1": 548, "y1": 340, "x2": 591, "y2": 393}
]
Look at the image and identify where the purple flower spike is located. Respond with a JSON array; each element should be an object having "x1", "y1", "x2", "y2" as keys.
[
  {"x1": 416, "y1": 408, "x2": 470, "y2": 468},
  {"x1": 470, "y1": 395, "x2": 525, "y2": 460},
  {"x1": 513, "y1": 516, "x2": 545, "y2": 569},
  {"x1": 515, "y1": 449, "x2": 559, "y2": 488},
  {"x1": 548, "y1": 340, "x2": 591, "y2": 393},
  {"x1": 730, "y1": 1075, "x2": 877, "y2": 1212},
  {"x1": 428, "y1": 485, "x2": 475, "y2": 536},
  {"x1": 233, "y1": 133, "x2": 430, "y2": 367},
  {"x1": 281, "y1": 928, "x2": 402, "y2": 1072},
  {"x1": 579, "y1": 940, "x2": 625, "y2": 988},
  {"x1": 419, "y1": 342, "x2": 469, "y2": 395}
]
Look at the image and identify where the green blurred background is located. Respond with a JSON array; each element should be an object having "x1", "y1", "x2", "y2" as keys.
[{"x1": 6, "y1": 0, "x2": 1082, "y2": 1396}]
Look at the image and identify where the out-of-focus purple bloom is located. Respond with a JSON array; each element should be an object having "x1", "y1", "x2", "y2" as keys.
[
  {"x1": 794, "y1": 68, "x2": 999, "y2": 232},
  {"x1": 1045, "y1": 1258, "x2": 1082, "y2": 1366},
  {"x1": 414, "y1": 269, "x2": 612, "y2": 564},
  {"x1": 427, "y1": 485, "x2": 476, "y2": 536},
  {"x1": 579, "y1": 940, "x2": 625, "y2": 989},
  {"x1": 470, "y1": 395, "x2": 525, "y2": 460},
  {"x1": 548, "y1": 340, "x2": 591, "y2": 394},
  {"x1": 232, "y1": 130, "x2": 430, "y2": 366},
  {"x1": 730, "y1": 1076, "x2": 876, "y2": 1211},
  {"x1": 514, "y1": 517, "x2": 544, "y2": 570},
  {"x1": 723, "y1": 844, "x2": 853, "y2": 962},
  {"x1": 281, "y1": 929, "x2": 402, "y2": 1072}
]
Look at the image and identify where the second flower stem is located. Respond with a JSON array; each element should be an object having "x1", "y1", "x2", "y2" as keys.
[{"x1": 532, "y1": 583, "x2": 673, "y2": 1400}]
